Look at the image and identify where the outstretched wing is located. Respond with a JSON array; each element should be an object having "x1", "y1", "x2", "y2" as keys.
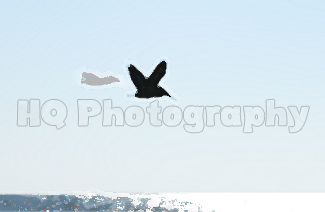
[
  {"x1": 128, "y1": 64, "x2": 146, "y2": 90},
  {"x1": 147, "y1": 61, "x2": 167, "y2": 86}
]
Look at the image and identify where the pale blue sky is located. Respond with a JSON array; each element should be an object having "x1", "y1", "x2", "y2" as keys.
[{"x1": 0, "y1": 0, "x2": 324, "y2": 193}]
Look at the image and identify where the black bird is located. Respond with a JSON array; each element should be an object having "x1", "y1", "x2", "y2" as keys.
[{"x1": 128, "y1": 61, "x2": 171, "y2": 98}]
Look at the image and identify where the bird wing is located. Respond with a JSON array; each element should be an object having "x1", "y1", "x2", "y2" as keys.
[
  {"x1": 128, "y1": 64, "x2": 146, "y2": 90},
  {"x1": 147, "y1": 61, "x2": 167, "y2": 86}
]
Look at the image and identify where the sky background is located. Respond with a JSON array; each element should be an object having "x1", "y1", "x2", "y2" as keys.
[{"x1": 0, "y1": 0, "x2": 324, "y2": 193}]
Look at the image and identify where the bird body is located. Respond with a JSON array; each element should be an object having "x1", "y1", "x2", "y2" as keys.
[
  {"x1": 81, "y1": 72, "x2": 119, "y2": 86},
  {"x1": 128, "y1": 61, "x2": 171, "y2": 98}
]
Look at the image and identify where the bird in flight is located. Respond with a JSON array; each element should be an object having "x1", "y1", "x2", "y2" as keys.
[
  {"x1": 128, "y1": 61, "x2": 171, "y2": 98},
  {"x1": 81, "y1": 72, "x2": 119, "y2": 86}
]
